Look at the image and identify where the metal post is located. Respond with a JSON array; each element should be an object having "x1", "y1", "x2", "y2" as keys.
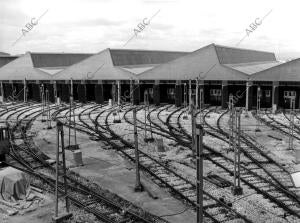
[
  {"x1": 199, "y1": 88, "x2": 203, "y2": 125},
  {"x1": 130, "y1": 79, "x2": 133, "y2": 105},
  {"x1": 117, "y1": 80, "x2": 121, "y2": 106},
  {"x1": 54, "y1": 81, "x2": 57, "y2": 104},
  {"x1": 41, "y1": 84, "x2": 46, "y2": 122},
  {"x1": 189, "y1": 79, "x2": 192, "y2": 108},
  {"x1": 191, "y1": 104, "x2": 196, "y2": 155},
  {"x1": 237, "y1": 110, "x2": 241, "y2": 189},
  {"x1": 53, "y1": 121, "x2": 72, "y2": 222},
  {"x1": 231, "y1": 104, "x2": 243, "y2": 195},
  {"x1": 255, "y1": 86, "x2": 261, "y2": 132},
  {"x1": 133, "y1": 107, "x2": 143, "y2": 192},
  {"x1": 196, "y1": 124, "x2": 204, "y2": 223},
  {"x1": 68, "y1": 79, "x2": 77, "y2": 149},
  {"x1": 46, "y1": 89, "x2": 52, "y2": 129},
  {"x1": 289, "y1": 97, "x2": 295, "y2": 150},
  {"x1": 195, "y1": 78, "x2": 199, "y2": 109},
  {"x1": 55, "y1": 123, "x2": 59, "y2": 217},
  {"x1": 60, "y1": 125, "x2": 69, "y2": 212},
  {"x1": 184, "y1": 83, "x2": 187, "y2": 108},
  {"x1": 23, "y1": 79, "x2": 27, "y2": 103},
  {"x1": 183, "y1": 83, "x2": 188, "y2": 119}
]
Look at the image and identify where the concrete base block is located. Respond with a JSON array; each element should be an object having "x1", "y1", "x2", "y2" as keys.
[{"x1": 52, "y1": 212, "x2": 73, "y2": 223}]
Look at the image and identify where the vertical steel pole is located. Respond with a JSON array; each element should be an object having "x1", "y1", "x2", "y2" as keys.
[
  {"x1": 68, "y1": 80, "x2": 72, "y2": 147},
  {"x1": 196, "y1": 124, "x2": 203, "y2": 223},
  {"x1": 54, "y1": 81, "x2": 57, "y2": 104},
  {"x1": 133, "y1": 107, "x2": 143, "y2": 191},
  {"x1": 55, "y1": 121, "x2": 60, "y2": 217},
  {"x1": 23, "y1": 79, "x2": 26, "y2": 103},
  {"x1": 237, "y1": 110, "x2": 241, "y2": 188},
  {"x1": 130, "y1": 79, "x2": 133, "y2": 105},
  {"x1": 60, "y1": 124, "x2": 69, "y2": 212},
  {"x1": 199, "y1": 88, "x2": 203, "y2": 125},
  {"x1": 191, "y1": 104, "x2": 196, "y2": 155},
  {"x1": 184, "y1": 83, "x2": 187, "y2": 108},
  {"x1": 117, "y1": 80, "x2": 121, "y2": 106},
  {"x1": 195, "y1": 78, "x2": 199, "y2": 109},
  {"x1": 289, "y1": 97, "x2": 295, "y2": 150},
  {"x1": 189, "y1": 79, "x2": 192, "y2": 108},
  {"x1": 255, "y1": 86, "x2": 261, "y2": 132}
]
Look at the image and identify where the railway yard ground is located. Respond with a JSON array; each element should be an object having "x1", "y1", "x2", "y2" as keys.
[{"x1": 0, "y1": 101, "x2": 300, "y2": 223}]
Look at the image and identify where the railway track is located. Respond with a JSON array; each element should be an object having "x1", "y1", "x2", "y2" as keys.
[
  {"x1": 199, "y1": 108, "x2": 300, "y2": 220},
  {"x1": 55, "y1": 104, "x2": 252, "y2": 223},
  {"x1": 4, "y1": 103, "x2": 161, "y2": 223},
  {"x1": 254, "y1": 109, "x2": 300, "y2": 141}
]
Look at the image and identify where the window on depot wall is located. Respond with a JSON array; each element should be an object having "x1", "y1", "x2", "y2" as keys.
[
  {"x1": 167, "y1": 88, "x2": 175, "y2": 99},
  {"x1": 284, "y1": 91, "x2": 296, "y2": 98}
]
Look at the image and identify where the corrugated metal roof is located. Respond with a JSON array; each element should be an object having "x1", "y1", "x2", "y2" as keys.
[
  {"x1": 224, "y1": 61, "x2": 281, "y2": 75},
  {"x1": 138, "y1": 44, "x2": 248, "y2": 81},
  {"x1": 0, "y1": 53, "x2": 52, "y2": 80},
  {"x1": 30, "y1": 53, "x2": 93, "y2": 68},
  {"x1": 54, "y1": 49, "x2": 137, "y2": 80},
  {"x1": 251, "y1": 58, "x2": 300, "y2": 81},
  {"x1": 215, "y1": 44, "x2": 276, "y2": 64},
  {"x1": 0, "y1": 56, "x2": 18, "y2": 68},
  {"x1": 109, "y1": 49, "x2": 188, "y2": 66},
  {"x1": 0, "y1": 52, "x2": 10, "y2": 56}
]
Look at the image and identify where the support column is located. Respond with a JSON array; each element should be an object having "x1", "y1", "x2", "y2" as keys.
[
  {"x1": 23, "y1": 79, "x2": 27, "y2": 103},
  {"x1": 245, "y1": 81, "x2": 253, "y2": 110},
  {"x1": 195, "y1": 78, "x2": 199, "y2": 109},
  {"x1": 189, "y1": 79, "x2": 192, "y2": 107},
  {"x1": 117, "y1": 80, "x2": 121, "y2": 106},
  {"x1": 95, "y1": 80, "x2": 104, "y2": 104},
  {"x1": 221, "y1": 80, "x2": 229, "y2": 109},
  {"x1": 0, "y1": 82, "x2": 4, "y2": 102},
  {"x1": 53, "y1": 81, "x2": 57, "y2": 103},
  {"x1": 199, "y1": 80, "x2": 204, "y2": 109},
  {"x1": 133, "y1": 80, "x2": 140, "y2": 105},
  {"x1": 153, "y1": 80, "x2": 160, "y2": 106},
  {"x1": 272, "y1": 81, "x2": 279, "y2": 113},
  {"x1": 175, "y1": 80, "x2": 182, "y2": 107}
]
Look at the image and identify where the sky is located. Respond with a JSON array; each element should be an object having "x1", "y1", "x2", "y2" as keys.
[{"x1": 0, "y1": 0, "x2": 299, "y2": 61}]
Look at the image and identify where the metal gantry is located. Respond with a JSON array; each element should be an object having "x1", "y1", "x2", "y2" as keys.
[
  {"x1": 196, "y1": 124, "x2": 204, "y2": 223},
  {"x1": 68, "y1": 79, "x2": 78, "y2": 150},
  {"x1": 53, "y1": 120, "x2": 72, "y2": 222},
  {"x1": 229, "y1": 95, "x2": 243, "y2": 195}
]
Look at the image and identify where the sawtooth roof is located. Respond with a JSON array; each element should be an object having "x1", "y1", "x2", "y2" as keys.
[
  {"x1": 138, "y1": 44, "x2": 250, "y2": 81},
  {"x1": 0, "y1": 52, "x2": 91, "y2": 80},
  {"x1": 110, "y1": 49, "x2": 188, "y2": 66},
  {"x1": 224, "y1": 61, "x2": 282, "y2": 75},
  {"x1": 251, "y1": 58, "x2": 300, "y2": 81},
  {"x1": 54, "y1": 48, "x2": 188, "y2": 80},
  {"x1": 0, "y1": 53, "x2": 52, "y2": 80},
  {"x1": 215, "y1": 44, "x2": 276, "y2": 64},
  {"x1": 30, "y1": 53, "x2": 92, "y2": 68},
  {"x1": 137, "y1": 44, "x2": 281, "y2": 80},
  {"x1": 0, "y1": 56, "x2": 18, "y2": 68}
]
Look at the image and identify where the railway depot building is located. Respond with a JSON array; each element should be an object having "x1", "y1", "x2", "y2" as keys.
[{"x1": 0, "y1": 43, "x2": 299, "y2": 111}]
